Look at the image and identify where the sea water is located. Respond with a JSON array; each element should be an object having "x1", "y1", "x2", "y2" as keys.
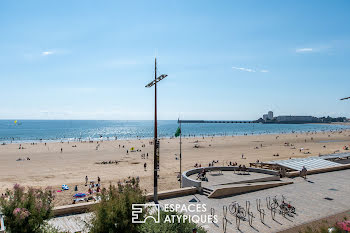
[{"x1": 0, "y1": 120, "x2": 349, "y2": 143}]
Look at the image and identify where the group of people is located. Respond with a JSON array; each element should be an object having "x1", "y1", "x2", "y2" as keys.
[
  {"x1": 141, "y1": 153, "x2": 148, "y2": 159},
  {"x1": 87, "y1": 176, "x2": 101, "y2": 194},
  {"x1": 236, "y1": 164, "x2": 248, "y2": 172},
  {"x1": 228, "y1": 161, "x2": 238, "y2": 166},
  {"x1": 197, "y1": 168, "x2": 207, "y2": 181},
  {"x1": 85, "y1": 176, "x2": 101, "y2": 186},
  {"x1": 208, "y1": 160, "x2": 219, "y2": 167},
  {"x1": 88, "y1": 181, "x2": 101, "y2": 195},
  {"x1": 16, "y1": 157, "x2": 30, "y2": 161},
  {"x1": 96, "y1": 160, "x2": 119, "y2": 165}
]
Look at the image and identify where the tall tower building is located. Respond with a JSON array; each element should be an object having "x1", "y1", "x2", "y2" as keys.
[{"x1": 268, "y1": 111, "x2": 273, "y2": 120}]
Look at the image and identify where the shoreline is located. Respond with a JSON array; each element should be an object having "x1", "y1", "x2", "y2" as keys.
[{"x1": 1, "y1": 123, "x2": 350, "y2": 145}]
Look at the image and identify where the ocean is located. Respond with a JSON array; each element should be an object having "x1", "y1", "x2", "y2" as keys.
[{"x1": 0, "y1": 120, "x2": 349, "y2": 143}]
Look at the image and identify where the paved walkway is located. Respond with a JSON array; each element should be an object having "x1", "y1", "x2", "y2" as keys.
[
  {"x1": 159, "y1": 169, "x2": 350, "y2": 233},
  {"x1": 189, "y1": 171, "x2": 272, "y2": 190}
]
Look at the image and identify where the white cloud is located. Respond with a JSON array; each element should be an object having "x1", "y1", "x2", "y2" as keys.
[
  {"x1": 232, "y1": 67, "x2": 269, "y2": 73},
  {"x1": 296, "y1": 48, "x2": 313, "y2": 53},
  {"x1": 232, "y1": 66, "x2": 256, "y2": 72},
  {"x1": 41, "y1": 51, "x2": 55, "y2": 56}
]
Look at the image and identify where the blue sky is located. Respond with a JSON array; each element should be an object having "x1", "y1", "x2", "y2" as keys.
[{"x1": 1, "y1": 0, "x2": 350, "y2": 120}]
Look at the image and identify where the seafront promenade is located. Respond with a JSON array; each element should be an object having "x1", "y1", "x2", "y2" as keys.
[
  {"x1": 159, "y1": 168, "x2": 350, "y2": 233},
  {"x1": 46, "y1": 161, "x2": 350, "y2": 232}
]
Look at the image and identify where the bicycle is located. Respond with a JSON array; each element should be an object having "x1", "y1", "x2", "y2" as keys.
[{"x1": 229, "y1": 201, "x2": 246, "y2": 220}]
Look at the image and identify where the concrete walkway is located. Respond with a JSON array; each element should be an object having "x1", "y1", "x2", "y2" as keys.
[{"x1": 159, "y1": 169, "x2": 350, "y2": 233}]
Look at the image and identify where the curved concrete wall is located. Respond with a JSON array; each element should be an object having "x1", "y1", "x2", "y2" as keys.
[{"x1": 181, "y1": 166, "x2": 278, "y2": 188}]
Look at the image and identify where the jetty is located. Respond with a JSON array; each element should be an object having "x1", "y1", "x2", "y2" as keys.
[{"x1": 178, "y1": 120, "x2": 256, "y2": 124}]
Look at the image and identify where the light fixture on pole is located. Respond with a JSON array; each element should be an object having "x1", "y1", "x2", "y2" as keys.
[{"x1": 145, "y1": 57, "x2": 167, "y2": 204}]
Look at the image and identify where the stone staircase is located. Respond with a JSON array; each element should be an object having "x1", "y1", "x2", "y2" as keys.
[{"x1": 202, "y1": 187, "x2": 213, "y2": 196}]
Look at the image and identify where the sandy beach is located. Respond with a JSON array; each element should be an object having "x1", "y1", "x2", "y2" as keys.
[{"x1": 1, "y1": 128, "x2": 350, "y2": 206}]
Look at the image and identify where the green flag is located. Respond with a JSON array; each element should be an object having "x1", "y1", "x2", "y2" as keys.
[{"x1": 175, "y1": 127, "x2": 181, "y2": 137}]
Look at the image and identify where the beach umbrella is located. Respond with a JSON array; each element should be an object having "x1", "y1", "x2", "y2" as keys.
[{"x1": 62, "y1": 185, "x2": 69, "y2": 190}]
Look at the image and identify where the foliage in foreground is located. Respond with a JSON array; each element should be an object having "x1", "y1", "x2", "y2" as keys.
[
  {"x1": 139, "y1": 210, "x2": 207, "y2": 233},
  {"x1": 0, "y1": 184, "x2": 54, "y2": 233},
  {"x1": 89, "y1": 177, "x2": 146, "y2": 233},
  {"x1": 88, "y1": 178, "x2": 206, "y2": 233},
  {"x1": 299, "y1": 224, "x2": 345, "y2": 233}
]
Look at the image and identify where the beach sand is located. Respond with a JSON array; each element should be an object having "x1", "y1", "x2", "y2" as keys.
[{"x1": 1, "y1": 129, "x2": 350, "y2": 206}]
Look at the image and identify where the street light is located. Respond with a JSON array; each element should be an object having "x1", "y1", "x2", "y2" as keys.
[{"x1": 145, "y1": 57, "x2": 167, "y2": 204}]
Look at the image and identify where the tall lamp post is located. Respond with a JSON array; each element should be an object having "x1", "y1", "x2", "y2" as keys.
[
  {"x1": 175, "y1": 118, "x2": 182, "y2": 188},
  {"x1": 179, "y1": 119, "x2": 182, "y2": 188},
  {"x1": 145, "y1": 57, "x2": 167, "y2": 204}
]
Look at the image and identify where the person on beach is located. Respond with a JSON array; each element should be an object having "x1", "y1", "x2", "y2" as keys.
[
  {"x1": 97, "y1": 176, "x2": 101, "y2": 184},
  {"x1": 144, "y1": 163, "x2": 147, "y2": 171},
  {"x1": 60, "y1": 148, "x2": 63, "y2": 153},
  {"x1": 200, "y1": 169, "x2": 206, "y2": 178},
  {"x1": 300, "y1": 166, "x2": 307, "y2": 179},
  {"x1": 146, "y1": 153, "x2": 148, "y2": 159},
  {"x1": 85, "y1": 176, "x2": 88, "y2": 186}
]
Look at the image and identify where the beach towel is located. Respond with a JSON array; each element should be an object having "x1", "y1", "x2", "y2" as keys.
[{"x1": 74, "y1": 193, "x2": 86, "y2": 198}]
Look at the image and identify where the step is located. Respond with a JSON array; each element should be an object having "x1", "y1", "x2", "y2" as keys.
[
  {"x1": 202, "y1": 187, "x2": 213, "y2": 196},
  {"x1": 208, "y1": 181, "x2": 293, "y2": 198}
]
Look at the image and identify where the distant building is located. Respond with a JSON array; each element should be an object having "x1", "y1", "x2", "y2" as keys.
[
  {"x1": 260, "y1": 111, "x2": 320, "y2": 124},
  {"x1": 276, "y1": 115, "x2": 319, "y2": 123},
  {"x1": 268, "y1": 111, "x2": 273, "y2": 120},
  {"x1": 263, "y1": 114, "x2": 268, "y2": 121}
]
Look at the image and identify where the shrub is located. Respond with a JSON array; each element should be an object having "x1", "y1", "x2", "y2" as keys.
[
  {"x1": 89, "y1": 177, "x2": 146, "y2": 233},
  {"x1": 0, "y1": 184, "x2": 54, "y2": 233},
  {"x1": 139, "y1": 210, "x2": 207, "y2": 233},
  {"x1": 300, "y1": 225, "x2": 343, "y2": 233}
]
